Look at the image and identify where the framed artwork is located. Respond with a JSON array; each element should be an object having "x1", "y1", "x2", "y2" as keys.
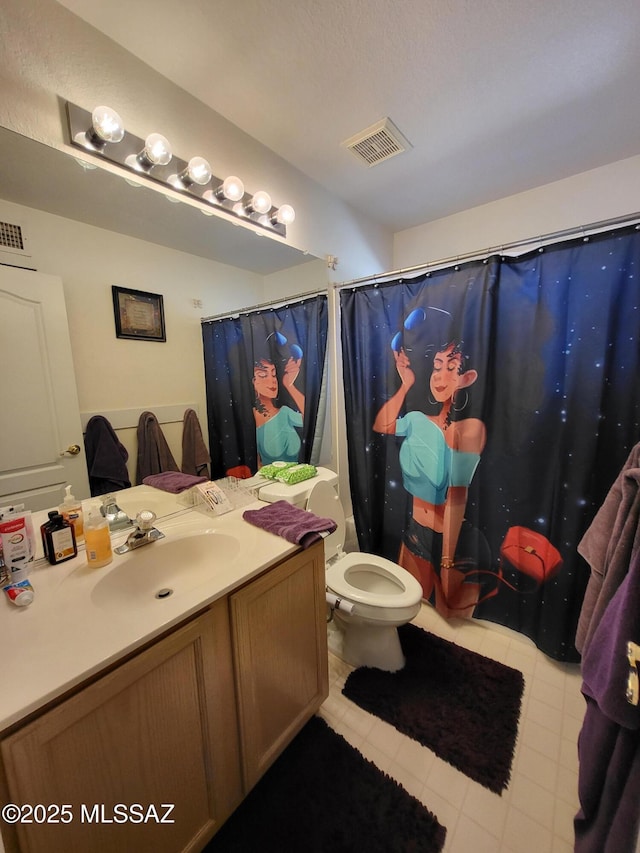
[{"x1": 112, "y1": 286, "x2": 166, "y2": 342}]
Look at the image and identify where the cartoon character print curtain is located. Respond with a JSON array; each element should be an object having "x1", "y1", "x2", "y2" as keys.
[
  {"x1": 202, "y1": 294, "x2": 328, "y2": 479},
  {"x1": 341, "y1": 226, "x2": 640, "y2": 661}
]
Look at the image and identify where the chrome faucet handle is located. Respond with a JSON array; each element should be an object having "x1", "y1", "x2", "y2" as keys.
[{"x1": 134, "y1": 510, "x2": 157, "y2": 531}]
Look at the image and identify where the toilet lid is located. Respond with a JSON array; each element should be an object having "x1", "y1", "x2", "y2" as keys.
[{"x1": 307, "y1": 480, "x2": 345, "y2": 560}]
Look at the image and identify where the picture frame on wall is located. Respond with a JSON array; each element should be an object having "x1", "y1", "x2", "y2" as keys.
[{"x1": 112, "y1": 286, "x2": 166, "y2": 342}]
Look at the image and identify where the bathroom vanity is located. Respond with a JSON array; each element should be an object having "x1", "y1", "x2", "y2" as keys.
[{"x1": 0, "y1": 494, "x2": 328, "y2": 852}]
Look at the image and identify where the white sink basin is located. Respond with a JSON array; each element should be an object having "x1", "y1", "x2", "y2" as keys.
[{"x1": 90, "y1": 531, "x2": 240, "y2": 613}]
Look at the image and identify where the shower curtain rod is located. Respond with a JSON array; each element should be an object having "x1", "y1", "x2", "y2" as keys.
[
  {"x1": 334, "y1": 209, "x2": 640, "y2": 290},
  {"x1": 201, "y1": 287, "x2": 327, "y2": 323}
]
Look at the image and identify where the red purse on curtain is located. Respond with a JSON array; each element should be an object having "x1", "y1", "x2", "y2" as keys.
[
  {"x1": 450, "y1": 526, "x2": 563, "y2": 609},
  {"x1": 499, "y1": 526, "x2": 563, "y2": 586}
]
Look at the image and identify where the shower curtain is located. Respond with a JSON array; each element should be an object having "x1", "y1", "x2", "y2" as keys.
[
  {"x1": 340, "y1": 225, "x2": 640, "y2": 661},
  {"x1": 202, "y1": 294, "x2": 328, "y2": 479}
]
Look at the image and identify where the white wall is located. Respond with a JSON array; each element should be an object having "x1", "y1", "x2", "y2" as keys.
[
  {"x1": 0, "y1": 0, "x2": 392, "y2": 283},
  {"x1": 263, "y1": 259, "x2": 327, "y2": 302},
  {"x1": 394, "y1": 154, "x2": 640, "y2": 267}
]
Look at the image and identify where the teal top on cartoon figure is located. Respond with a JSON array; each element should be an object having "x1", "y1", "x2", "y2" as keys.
[
  {"x1": 396, "y1": 412, "x2": 480, "y2": 504},
  {"x1": 257, "y1": 407, "x2": 303, "y2": 465}
]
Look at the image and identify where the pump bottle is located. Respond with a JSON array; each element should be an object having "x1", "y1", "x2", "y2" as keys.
[
  {"x1": 84, "y1": 504, "x2": 113, "y2": 568},
  {"x1": 59, "y1": 485, "x2": 84, "y2": 542}
]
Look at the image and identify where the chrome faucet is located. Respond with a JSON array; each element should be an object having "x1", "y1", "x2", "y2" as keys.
[
  {"x1": 114, "y1": 510, "x2": 165, "y2": 554},
  {"x1": 101, "y1": 494, "x2": 131, "y2": 531}
]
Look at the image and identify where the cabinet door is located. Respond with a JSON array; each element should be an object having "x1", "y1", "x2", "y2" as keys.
[
  {"x1": 1, "y1": 600, "x2": 241, "y2": 853},
  {"x1": 231, "y1": 541, "x2": 329, "y2": 791}
]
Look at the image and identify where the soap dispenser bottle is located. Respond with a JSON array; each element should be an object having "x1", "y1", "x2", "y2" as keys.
[
  {"x1": 59, "y1": 485, "x2": 84, "y2": 542},
  {"x1": 84, "y1": 503, "x2": 113, "y2": 568}
]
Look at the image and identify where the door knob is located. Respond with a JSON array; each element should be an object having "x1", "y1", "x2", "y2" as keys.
[{"x1": 60, "y1": 444, "x2": 81, "y2": 456}]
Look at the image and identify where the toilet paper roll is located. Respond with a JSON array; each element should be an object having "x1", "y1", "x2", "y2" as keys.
[{"x1": 326, "y1": 591, "x2": 355, "y2": 615}]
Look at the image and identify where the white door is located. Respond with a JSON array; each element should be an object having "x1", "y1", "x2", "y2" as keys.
[{"x1": 0, "y1": 266, "x2": 90, "y2": 512}]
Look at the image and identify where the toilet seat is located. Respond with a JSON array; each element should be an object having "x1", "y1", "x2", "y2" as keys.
[
  {"x1": 307, "y1": 481, "x2": 423, "y2": 617},
  {"x1": 326, "y1": 553, "x2": 422, "y2": 609}
]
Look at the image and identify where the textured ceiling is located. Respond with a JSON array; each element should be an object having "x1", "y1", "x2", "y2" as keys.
[{"x1": 55, "y1": 0, "x2": 640, "y2": 233}]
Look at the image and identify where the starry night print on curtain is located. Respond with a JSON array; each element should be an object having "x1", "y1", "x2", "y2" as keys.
[
  {"x1": 340, "y1": 225, "x2": 640, "y2": 661},
  {"x1": 202, "y1": 294, "x2": 328, "y2": 479}
]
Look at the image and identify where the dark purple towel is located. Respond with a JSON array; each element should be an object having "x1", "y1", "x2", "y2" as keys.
[
  {"x1": 142, "y1": 472, "x2": 208, "y2": 494},
  {"x1": 243, "y1": 501, "x2": 337, "y2": 548},
  {"x1": 136, "y1": 411, "x2": 179, "y2": 484},
  {"x1": 84, "y1": 415, "x2": 131, "y2": 497},
  {"x1": 181, "y1": 408, "x2": 210, "y2": 478},
  {"x1": 581, "y1": 550, "x2": 640, "y2": 730},
  {"x1": 574, "y1": 550, "x2": 640, "y2": 853}
]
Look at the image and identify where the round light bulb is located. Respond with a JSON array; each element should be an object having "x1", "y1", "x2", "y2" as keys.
[
  {"x1": 143, "y1": 133, "x2": 172, "y2": 166},
  {"x1": 220, "y1": 175, "x2": 245, "y2": 202},
  {"x1": 274, "y1": 204, "x2": 296, "y2": 225},
  {"x1": 91, "y1": 106, "x2": 125, "y2": 144},
  {"x1": 250, "y1": 190, "x2": 272, "y2": 214},
  {"x1": 183, "y1": 156, "x2": 212, "y2": 186}
]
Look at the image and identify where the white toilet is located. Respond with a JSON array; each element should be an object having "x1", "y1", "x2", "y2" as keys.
[{"x1": 256, "y1": 468, "x2": 423, "y2": 671}]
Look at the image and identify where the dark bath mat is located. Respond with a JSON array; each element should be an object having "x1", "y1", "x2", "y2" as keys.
[
  {"x1": 343, "y1": 623, "x2": 525, "y2": 794},
  {"x1": 206, "y1": 714, "x2": 446, "y2": 853}
]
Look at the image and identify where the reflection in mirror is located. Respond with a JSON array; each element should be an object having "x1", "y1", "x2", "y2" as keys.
[
  {"x1": 0, "y1": 127, "x2": 327, "y2": 517},
  {"x1": 99, "y1": 485, "x2": 187, "y2": 525}
]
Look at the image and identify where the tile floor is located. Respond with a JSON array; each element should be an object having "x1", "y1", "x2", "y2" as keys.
[{"x1": 319, "y1": 603, "x2": 584, "y2": 853}]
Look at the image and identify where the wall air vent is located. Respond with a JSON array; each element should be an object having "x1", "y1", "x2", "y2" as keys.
[
  {"x1": 342, "y1": 118, "x2": 412, "y2": 167},
  {"x1": 0, "y1": 219, "x2": 33, "y2": 268},
  {"x1": 0, "y1": 221, "x2": 25, "y2": 252}
]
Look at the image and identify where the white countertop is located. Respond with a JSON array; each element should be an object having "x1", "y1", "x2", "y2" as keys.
[{"x1": 0, "y1": 491, "x2": 298, "y2": 731}]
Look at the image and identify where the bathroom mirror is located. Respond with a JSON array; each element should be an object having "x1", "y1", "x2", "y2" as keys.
[
  {"x1": 0, "y1": 127, "x2": 327, "y2": 515},
  {"x1": 0, "y1": 125, "x2": 317, "y2": 275}
]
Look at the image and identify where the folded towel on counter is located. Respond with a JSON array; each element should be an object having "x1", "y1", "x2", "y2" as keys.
[
  {"x1": 243, "y1": 501, "x2": 337, "y2": 549},
  {"x1": 142, "y1": 472, "x2": 209, "y2": 493}
]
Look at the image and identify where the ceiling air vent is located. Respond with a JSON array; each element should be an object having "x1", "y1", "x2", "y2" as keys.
[{"x1": 342, "y1": 118, "x2": 412, "y2": 167}]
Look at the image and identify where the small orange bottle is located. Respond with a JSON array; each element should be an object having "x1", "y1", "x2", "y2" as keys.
[{"x1": 84, "y1": 505, "x2": 113, "y2": 568}]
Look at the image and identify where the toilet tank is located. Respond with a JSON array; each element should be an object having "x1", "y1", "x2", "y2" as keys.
[{"x1": 257, "y1": 466, "x2": 339, "y2": 507}]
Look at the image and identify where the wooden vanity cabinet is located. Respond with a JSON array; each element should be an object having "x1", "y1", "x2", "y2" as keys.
[
  {"x1": 0, "y1": 540, "x2": 329, "y2": 852},
  {"x1": 231, "y1": 539, "x2": 329, "y2": 791},
  {"x1": 0, "y1": 597, "x2": 241, "y2": 853}
]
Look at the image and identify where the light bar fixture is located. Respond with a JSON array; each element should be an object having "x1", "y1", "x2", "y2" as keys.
[{"x1": 65, "y1": 102, "x2": 295, "y2": 237}]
